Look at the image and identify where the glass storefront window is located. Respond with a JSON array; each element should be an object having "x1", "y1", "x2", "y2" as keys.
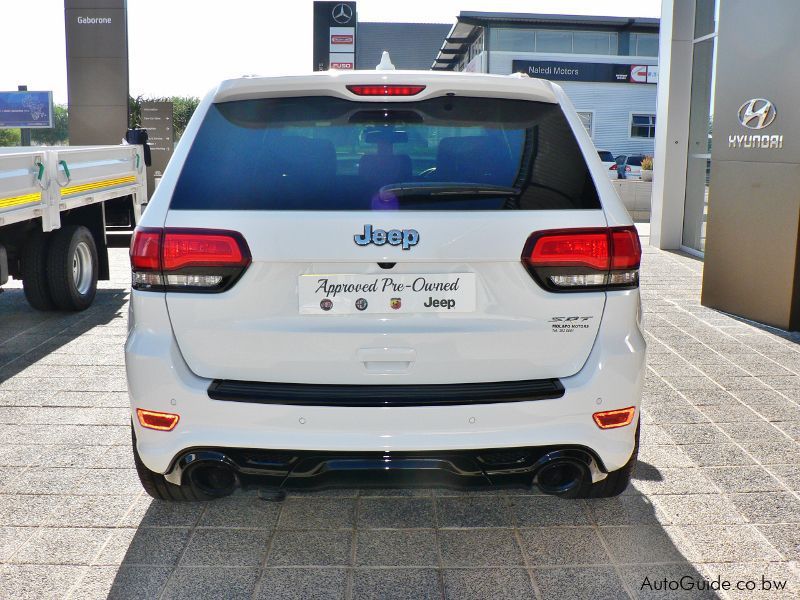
[
  {"x1": 536, "y1": 31, "x2": 572, "y2": 53},
  {"x1": 633, "y1": 33, "x2": 659, "y2": 56},
  {"x1": 682, "y1": 35, "x2": 716, "y2": 252},
  {"x1": 694, "y1": 0, "x2": 716, "y2": 38},
  {"x1": 573, "y1": 32, "x2": 612, "y2": 54},
  {"x1": 490, "y1": 28, "x2": 535, "y2": 52}
]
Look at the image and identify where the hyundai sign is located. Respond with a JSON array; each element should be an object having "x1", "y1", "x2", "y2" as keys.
[{"x1": 0, "y1": 91, "x2": 54, "y2": 129}]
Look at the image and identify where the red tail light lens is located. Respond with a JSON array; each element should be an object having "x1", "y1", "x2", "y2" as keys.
[
  {"x1": 529, "y1": 231, "x2": 610, "y2": 271},
  {"x1": 611, "y1": 228, "x2": 642, "y2": 270},
  {"x1": 346, "y1": 85, "x2": 425, "y2": 96},
  {"x1": 610, "y1": 164, "x2": 617, "y2": 170},
  {"x1": 162, "y1": 232, "x2": 248, "y2": 270},
  {"x1": 130, "y1": 228, "x2": 251, "y2": 292},
  {"x1": 130, "y1": 229, "x2": 160, "y2": 271},
  {"x1": 522, "y1": 226, "x2": 641, "y2": 292},
  {"x1": 625, "y1": 166, "x2": 631, "y2": 172}
]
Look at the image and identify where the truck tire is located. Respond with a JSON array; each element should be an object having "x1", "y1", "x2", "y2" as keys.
[
  {"x1": 46, "y1": 225, "x2": 98, "y2": 311},
  {"x1": 131, "y1": 425, "x2": 214, "y2": 502},
  {"x1": 572, "y1": 421, "x2": 639, "y2": 499},
  {"x1": 21, "y1": 233, "x2": 55, "y2": 311}
]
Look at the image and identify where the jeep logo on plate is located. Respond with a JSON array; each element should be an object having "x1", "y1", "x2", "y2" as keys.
[{"x1": 354, "y1": 224, "x2": 419, "y2": 250}]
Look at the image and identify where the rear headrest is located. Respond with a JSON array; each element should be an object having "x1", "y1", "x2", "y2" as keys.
[
  {"x1": 436, "y1": 136, "x2": 515, "y2": 183},
  {"x1": 359, "y1": 153, "x2": 412, "y2": 184},
  {"x1": 266, "y1": 136, "x2": 336, "y2": 180}
]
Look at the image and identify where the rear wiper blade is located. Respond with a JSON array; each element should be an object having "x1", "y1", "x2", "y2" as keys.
[{"x1": 379, "y1": 182, "x2": 521, "y2": 201}]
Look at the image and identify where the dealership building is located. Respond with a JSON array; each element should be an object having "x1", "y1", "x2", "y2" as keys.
[{"x1": 431, "y1": 12, "x2": 659, "y2": 158}]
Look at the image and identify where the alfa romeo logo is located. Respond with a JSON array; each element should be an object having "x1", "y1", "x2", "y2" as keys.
[
  {"x1": 332, "y1": 3, "x2": 353, "y2": 24},
  {"x1": 737, "y1": 98, "x2": 777, "y2": 130}
]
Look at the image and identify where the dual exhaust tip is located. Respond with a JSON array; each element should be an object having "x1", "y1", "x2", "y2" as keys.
[{"x1": 181, "y1": 449, "x2": 597, "y2": 499}]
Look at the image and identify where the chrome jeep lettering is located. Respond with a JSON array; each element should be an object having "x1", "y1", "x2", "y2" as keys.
[{"x1": 354, "y1": 225, "x2": 419, "y2": 250}]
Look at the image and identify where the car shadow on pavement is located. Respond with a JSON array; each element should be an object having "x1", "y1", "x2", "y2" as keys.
[
  {"x1": 105, "y1": 460, "x2": 728, "y2": 600},
  {"x1": 0, "y1": 287, "x2": 128, "y2": 384}
]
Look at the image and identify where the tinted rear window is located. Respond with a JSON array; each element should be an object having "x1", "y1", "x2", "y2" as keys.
[
  {"x1": 170, "y1": 96, "x2": 600, "y2": 211},
  {"x1": 597, "y1": 151, "x2": 614, "y2": 162},
  {"x1": 626, "y1": 156, "x2": 643, "y2": 166}
]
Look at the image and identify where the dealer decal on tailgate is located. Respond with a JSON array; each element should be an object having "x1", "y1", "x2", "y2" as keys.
[{"x1": 299, "y1": 273, "x2": 476, "y2": 315}]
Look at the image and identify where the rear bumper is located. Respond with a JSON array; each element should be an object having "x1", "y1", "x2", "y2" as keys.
[
  {"x1": 164, "y1": 446, "x2": 606, "y2": 489},
  {"x1": 125, "y1": 289, "x2": 645, "y2": 475}
]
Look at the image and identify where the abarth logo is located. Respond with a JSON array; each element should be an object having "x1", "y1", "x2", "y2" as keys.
[
  {"x1": 354, "y1": 224, "x2": 419, "y2": 250},
  {"x1": 390, "y1": 298, "x2": 402, "y2": 310}
]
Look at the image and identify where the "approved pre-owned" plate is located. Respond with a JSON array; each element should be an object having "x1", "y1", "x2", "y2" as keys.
[{"x1": 299, "y1": 273, "x2": 476, "y2": 315}]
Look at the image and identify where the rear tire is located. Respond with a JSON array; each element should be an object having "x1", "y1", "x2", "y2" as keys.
[
  {"x1": 21, "y1": 233, "x2": 55, "y2": 311},
  {"x1": 131, "y1": 425, "x2": 214, "y2": 502},
  {"x1": 572, "y1": 420, "x2": 639, "y2": 499},
  {"x1": 46, "y1": 225, "x2": 98, "y2": 311}
]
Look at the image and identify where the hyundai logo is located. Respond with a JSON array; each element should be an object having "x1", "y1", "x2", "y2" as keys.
[
  {"x1": 737, "y1": 98, "x2": 777, "y2": 130},
  {"x1": 332, "y1": 3, "x2": 353, "y2": 24}
]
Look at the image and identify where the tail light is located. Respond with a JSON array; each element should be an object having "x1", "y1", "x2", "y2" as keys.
[
  {"x1": 522, "y1": 226, "x2": 641, "y2": 292},
  {"x1": 609, "y1": 164, "x2": 617, "y2": 171},
  {"x1": 625, "y1": 166, "x2": 631, "y2": 172},
  {"x1": 347, "y1": 85, "x2": 425, "y2": 96},
  {"x1": 593, "y1": 407, "x2": 636, "y2": 429},
  {"x1": 130, "y1": 228, "x2": 251, "y2": 292}
]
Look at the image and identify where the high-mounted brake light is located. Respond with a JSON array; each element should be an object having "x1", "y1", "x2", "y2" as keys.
[
  {"x1": 346, "y1": 85, "x2": 425, "y2": 96},
  {"x1": 137, "y1": 408, "x2": 180, "y2": 431},
  {"x1": 593, "y1": 407, "x2": 636, "y2": 429},
  {"x1": 522, "y1": 226, "x2": 641, "y2": 292},
  {"x1": 130, "y1": 228, "x2": 251, "y2": 292}
]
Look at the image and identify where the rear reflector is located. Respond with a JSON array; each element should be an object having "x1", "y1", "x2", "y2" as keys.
[
  {"x1": 137, "y1": 408, "x2": 180, "y2": 431},
  {"x1": 593, "y1": 407, "x2": 636, "y2": 429},
  {"x1": 130, "y1": 228, "x2": 251, "y2": 292},
  {"x1": 522, "y1": 226, "x2": 641, "y2": 292},
  {"x1": 347, "y1": 85, "x2": 425, "y2": 96}
]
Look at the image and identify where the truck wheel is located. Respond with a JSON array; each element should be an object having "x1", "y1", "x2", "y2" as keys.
[
  {"x1": 47, "y1": 225, "x2": 98, "y2": 311},
  {"x1": 21, "y1": 233, "x2": 55, "y2": 311},
  {"x1": 131, "y1": 425, "x2": 214, "y2": 502}
]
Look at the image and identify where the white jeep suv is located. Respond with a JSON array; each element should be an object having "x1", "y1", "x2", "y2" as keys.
[{"x1": 126, "y1": 70, "x2": 645, "y2": 501}]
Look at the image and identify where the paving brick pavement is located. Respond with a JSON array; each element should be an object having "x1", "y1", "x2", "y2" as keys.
[{"x1": 0, "y1": 244, "x2": 799, "y2": 599}]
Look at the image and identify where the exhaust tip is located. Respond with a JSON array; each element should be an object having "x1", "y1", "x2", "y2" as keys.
[
  {"x1": 536, "y1": 459, "x2": 588, "y2": 496},
  {"x1": 187, "y1": 463, "x2": 238, "y2": 497}
]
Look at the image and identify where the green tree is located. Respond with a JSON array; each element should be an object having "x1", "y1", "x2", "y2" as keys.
[
  {"x1": 0, "y1": 128, "x2": 21, "y2": 147},
  {"x1": 31, "y1": 104, "x2": 69, "y2": 145}
]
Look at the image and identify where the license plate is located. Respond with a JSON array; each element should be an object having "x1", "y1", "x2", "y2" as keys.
[{"x1": 299, "y1": 273, "x2": 476, "y2": 315}]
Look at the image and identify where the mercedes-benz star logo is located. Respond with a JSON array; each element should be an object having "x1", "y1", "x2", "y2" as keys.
[
  {"x1": 332, "y1": 3, "x2": 353, "y2": 24},
  {"x1": 737, "y1": 98, "x2": 777, "y2": 130}
]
